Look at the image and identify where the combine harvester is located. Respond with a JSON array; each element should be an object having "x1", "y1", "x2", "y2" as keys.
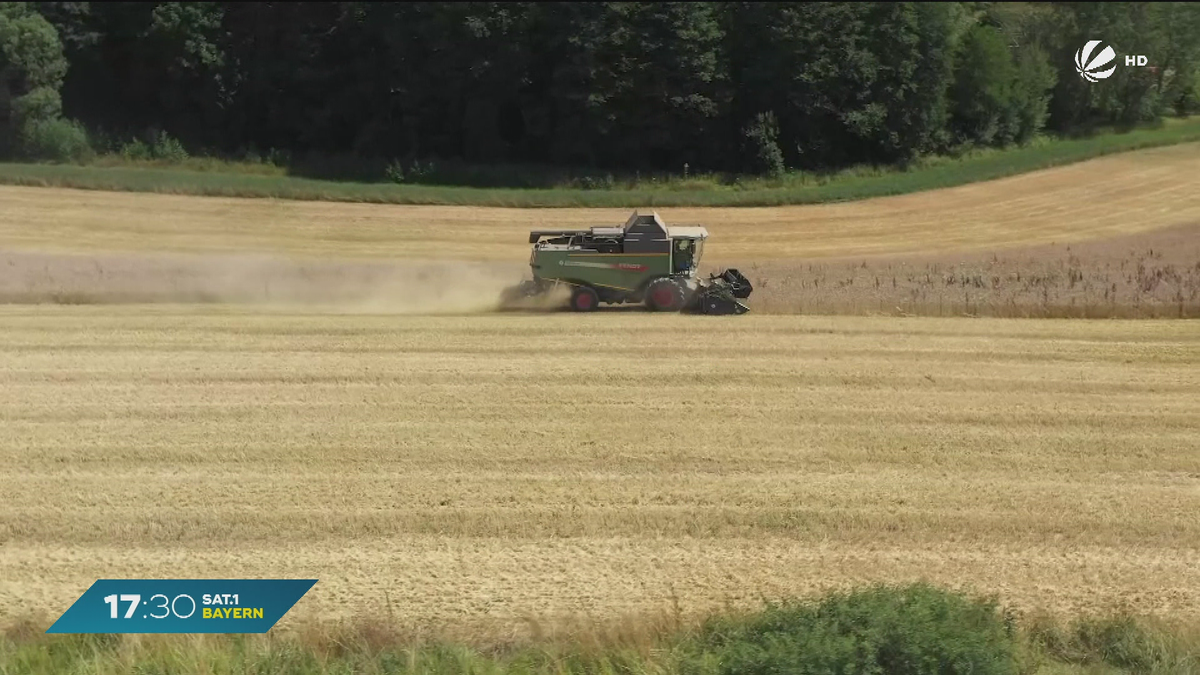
[{"x1": 501, "y1": 211, "x2": 753, "y2": 314}]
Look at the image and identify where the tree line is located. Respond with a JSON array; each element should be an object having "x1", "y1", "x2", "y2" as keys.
[{"x1": 2, "y1": 2, "x2": 1199, "y2": 183}]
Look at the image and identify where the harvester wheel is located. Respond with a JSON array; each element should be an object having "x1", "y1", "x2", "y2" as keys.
[
  {"x1": 645, "y1": 278, "x2": 685, "y2": 312},
  {"x1": 570, "y1": 285, "x2": 600, "y2": 312}
]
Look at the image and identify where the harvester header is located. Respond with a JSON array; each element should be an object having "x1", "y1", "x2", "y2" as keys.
[{"x1": 501, "y1": 211, "x2": 752, "y2": 314}]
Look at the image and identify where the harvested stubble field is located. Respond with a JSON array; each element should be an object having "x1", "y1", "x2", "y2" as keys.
[
  {"x1": 1, "y1": 142, "x2": 1200, "y2": 641},
  {"x1": 1, "y1": 308, "x2": 1199, "y2": 637}
]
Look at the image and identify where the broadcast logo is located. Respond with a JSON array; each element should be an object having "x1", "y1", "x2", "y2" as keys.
[
  {"x1": 1076, "y1": 40, "x2": 1150, "y2": 83},
  {"x1": 45, "y1": 579, "x2": 317, "y2": 634},
  {"x1": 1075, "y1": 40, "x2": 1116, "y2": 82}
]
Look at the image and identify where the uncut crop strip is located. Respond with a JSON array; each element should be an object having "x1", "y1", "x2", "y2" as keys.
[
  {"x1": 736, "y1": 222, "x2": 1200, "y2": 319},
  {"x1": 1, "y1": 307, "x2": 1198, "y2": 636}
]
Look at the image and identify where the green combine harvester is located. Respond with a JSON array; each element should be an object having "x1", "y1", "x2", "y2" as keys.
[{"x1": 501, "y1": 211, "x2": 753, "y2": 314}]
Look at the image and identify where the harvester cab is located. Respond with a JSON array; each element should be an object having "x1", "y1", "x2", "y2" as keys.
[{"x1": 501, "y1": 211, "x2": 752, "y2": 315}]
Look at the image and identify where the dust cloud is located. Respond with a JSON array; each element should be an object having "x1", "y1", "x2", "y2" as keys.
[{"x1": 0, "y1": 249, "x2": 554, "y2": 314}]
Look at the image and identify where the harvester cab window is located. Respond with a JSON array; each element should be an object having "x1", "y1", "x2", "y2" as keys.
[{"x1": 674, "y1": 238, "x2": 695, "y2": 273}]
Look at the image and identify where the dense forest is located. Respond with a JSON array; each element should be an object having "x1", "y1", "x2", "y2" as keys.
[{"x1": 2, "y1": 2, "x2": 1199, "y2": 183}]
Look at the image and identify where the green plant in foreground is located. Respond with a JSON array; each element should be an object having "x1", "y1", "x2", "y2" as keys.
[
  {"x1": 1027, "y1": 612, "x2": 1199, "y2": 674},
  {"x1": 2, "y1": 586, "x2": 1197, "y2": 675},
  {"x1": 680, "y1": 583, "x2": 1020, "y2": 675}
]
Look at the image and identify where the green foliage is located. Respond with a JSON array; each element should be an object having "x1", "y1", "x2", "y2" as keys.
[
  {"x1": 0, "y1": 4, "x2": 69, "y2": 90},
  {"x1": 681, "y1": 583, "x2": 1020, "y2": 675},
  {"x1": 1044, "y1": 2, "x2": 1192, "y2": 131},
  {"x1": 386, "y1": 157, "x2": 437, "y2": 185},
  {"x1": 1066, "y1": 616, "x2": 1168, "y2": 671},
  {"x1": 14, "y1": 2, "x2": 1200, "y2": 177},
  {"x1": 908, "y1": 1, "x2": 973, "y2": 155},
  {"x1": 147, "y1": 2, "x2": 225, "y2": 71},
  {"x1": 0, "y1": 2, "x2": 70, "y2": 157},
  {"x1": 9, "y1": 85, "x2": 62, "y2": 124},
  {"x1": 860, "y1": 3, "x2": 957, "y2": 165},
  {"x1": 1027, "y1": 613, "x2": 1193, "y2": 673},
  {"x1": 19, "y1": 115, "x2": 91, "y2": 161},
  {"x1": 724, "y1": 2, "x2": 930, "y2": 169},
  {"x1": 2, "y1": 585, "x2": 1198, "y2": 675},
  {"x1": 951, "y1": 24, "x2": 1018, "y2": 146},
  {"x1": 949, "y1": 19, "x2": 1057, "y2": 149},
  {"x1": 0, "y1": 115, "x2": 1196, "y2": 207},
  {"x1": 119, "y1": 131, "x2": 189, "y2": 162},
  {"x1": 740, "y1": 111, "x2": 784, "y2": 177},
  {"x1": 118, "y1": 138, "x2": 151, "y2": 161},
  {"x1": 1008, "y1": 47, "x2": 1058, "y2": 144},
  {"x1": 1189, "y1": 78, "x2": 1200, "y2": 115},
  {"x1": 147, "y1": 130, "x2": 187, "y2": 162},
  {"x1": 1148, "y1": 3, "x2": 1200, "y2": 117}
]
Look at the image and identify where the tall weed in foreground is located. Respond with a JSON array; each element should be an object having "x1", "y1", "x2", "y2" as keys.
[{"x1": 1027, "y1": 612, "x2": 1200, "y2": 675}]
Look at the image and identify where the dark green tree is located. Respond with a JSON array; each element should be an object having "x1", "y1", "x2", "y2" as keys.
[
  {"x1": 1147, "y1": 2, "x2": 1200, "y2": 115},
  {"x1": 950, "y1": 24, "x2": 1017, "y2": 145},
  {"x1": 20, "y1": 1, "x2": 1197, "y2": 177},
  {"x1": 0, "y1": 2, "x2": 83, "y2": 159},
  {"x1": 740, "y1": 110, "x2": 784, "y2": 176}
]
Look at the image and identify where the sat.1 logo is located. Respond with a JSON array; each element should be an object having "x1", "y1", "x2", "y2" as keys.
[{"x1": 1075, "y1": 40, "x2": 1150, "y2": 83}]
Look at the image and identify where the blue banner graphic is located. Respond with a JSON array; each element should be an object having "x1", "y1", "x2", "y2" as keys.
[{"x1": 46, "y1": 579, "x2": 317, "y2": 634}]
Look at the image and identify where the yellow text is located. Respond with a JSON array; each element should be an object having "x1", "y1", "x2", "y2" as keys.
[{"x1": 202, "y1": 607, "x2": 265, "y2": 619}]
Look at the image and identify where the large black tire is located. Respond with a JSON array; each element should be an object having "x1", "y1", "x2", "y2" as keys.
[
  {"x1": 644, "y1": 278, "x2": 686, "y2": 312},
  {"x1": 569, "y1": 285, "x2": 600, "y2": 312}
]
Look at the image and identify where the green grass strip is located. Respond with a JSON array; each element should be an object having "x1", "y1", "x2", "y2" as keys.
[{"x1": 0, "y1": 117, "x2": 1197, "y2": 208}]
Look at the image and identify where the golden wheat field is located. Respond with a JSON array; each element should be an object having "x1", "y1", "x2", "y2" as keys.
[
  {"x1": 2, "y1": 143, "x2": 1199, "y2": 263},
  {"x1": 1, "y1": 308, "x2": 1199, "y2": 636},
  {"x1": 1, "y1": 145, "x2": 1200, "y2": 638}
]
